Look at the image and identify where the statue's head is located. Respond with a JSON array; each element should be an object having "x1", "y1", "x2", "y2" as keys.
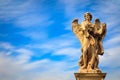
[{"x1": 84, "y1": 12, "x2": 92, "y2": 21}]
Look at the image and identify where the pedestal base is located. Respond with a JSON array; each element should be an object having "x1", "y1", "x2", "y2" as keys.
[{"x1": 74, "y1": 73, "x2": 106, "y2": 80}]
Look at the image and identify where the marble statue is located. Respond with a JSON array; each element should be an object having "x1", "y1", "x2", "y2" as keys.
[{"x1": 72, "y1": 12, "x2": 106, "y2": 73}]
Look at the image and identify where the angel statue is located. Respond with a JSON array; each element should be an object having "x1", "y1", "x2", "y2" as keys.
[{"x1": 72, "y1": 12, "x2": 106, "y2": 73}]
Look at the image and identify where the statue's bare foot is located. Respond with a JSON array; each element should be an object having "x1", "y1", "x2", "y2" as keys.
[
  {"x1": 95, "y1": 67, "x2": 99, "y2": 70},
  {"x1": 79, "y1": 65, "x2": 87, "y2": 73},
  {"x1": 95, "y1": 68, "x2": 102, "y2": 73},
  {"x1": 79, "y1": 68, "x2": 87, "y2": 73},
  {"x1": 88, "y1": 68, "x2": 96, "y2": 73},
  {"x1": 81, "y1": 65, "x2": 87, "y2": 69}
]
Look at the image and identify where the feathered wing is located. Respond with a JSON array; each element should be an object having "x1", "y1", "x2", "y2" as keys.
[
  {"x1": 97, "y1": 23, "x2": 106, "y2": 55},
  {"x1": 101, "y1": 23, "x2": 107, "y2": 40},
  {"x1": 72, "y1": 19, "x2": 79, "y2": 34},
  {"x1": 72, "y1": 19, "x2": 83, "y2": 43}
]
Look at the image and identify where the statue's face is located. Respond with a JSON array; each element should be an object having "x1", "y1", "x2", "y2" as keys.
[{"x1": 85, "y1": 14, "x2": 91, "y2": 21}]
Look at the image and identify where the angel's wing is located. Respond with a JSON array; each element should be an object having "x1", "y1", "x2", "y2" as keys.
[
  {"x1": 72, "y1": 19, "x2": 78, "y2": 33},
  {"x1": 72, "y1": 19, "x2": 83, "y2": 34},
  {"x1": 72, "y1": 19, "x2": 84, "y2": 43},
  {"x1": 101, "y1": 23, "x2": 107, "y2": 39}
]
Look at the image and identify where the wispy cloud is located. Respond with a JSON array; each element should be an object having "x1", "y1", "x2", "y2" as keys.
[
  {"x1": 15, "y1": 14, "x2": 53, "y2": 28},
  {"x1": 0, "y1": 42, "x2": 33, "y2": 64},
  {"x1": 0, "y1": 0, "x2": 55, "y2": 41},
  {"x1": 53, "y1": 47, "x2": 80, "y2": 59},
  {"x1": 19, "y1": 30, "x2": 48, "y2": 40},
  {"x1": 15, "y1": 48, "x2": 33, "y2": 64},
  {"x1": 104, "y1": 35, "x2": 120, "y2": 48},
  {"x1": 26, "y1": 33, "x2": 80, "y2": 58},
  {"x1": 62, "y1": 0, "x2": 120, "y2": 32},
  {"x1": 0, "y1": 42, "x2": 14, "y2": 49},
  {"x1": 99, "y1": 33, "x2": 120, "y2": 79},
  {"x1": 59, "y1": 0, "x2": 91, "y2": 17},
  {"x1": 100, "y1": 46, "x2": 120, "y2": 68},
  {"x1": 0, "y1": 0, "x2": 54, "y2": 27},
  {"x1": 0, "y1": 51, "x2": 75, "y2": 80},
  {"x1": 0, "y1": 42, "x2": 67, "y2": 80},
  {"x1": 0, "y1": 0, "x2": 34, "y2": 22}
]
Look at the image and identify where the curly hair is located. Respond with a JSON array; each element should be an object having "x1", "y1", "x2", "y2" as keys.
[{"x1": 84, "y1": 12, "x2": 92, "y2": 21}]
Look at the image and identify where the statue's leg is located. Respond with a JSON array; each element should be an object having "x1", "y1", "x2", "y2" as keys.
[
  {"x1": 88, "y1": 46, "x2": 97, "y2": 70},
  {"x1": 81, "y1": 46, "x2": 88, "y2": 69},
  {"x1": 94, "y1": 55, "x2": 99, "y2": 69},
  {"x1": 78, "y1": 48, "x2": 84, "y2": 67},
  {"x1": 79, "y1": 53, "x2": 83, "y2": 66},
  {"x1": 80, "y1": 38, "x2": 89, "y2": 69}
]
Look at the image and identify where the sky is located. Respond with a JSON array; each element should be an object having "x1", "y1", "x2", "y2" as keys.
[{"x1": 0, "y1": 0, "x2": 120, "y2": 80}]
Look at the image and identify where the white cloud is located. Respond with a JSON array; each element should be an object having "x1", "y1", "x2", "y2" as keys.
[
  {"x1": 0, "y1": 42, "x2": 34, "y2": 64},
  {"x1": 99, "y1": 45, "x2": 120, "y2": 80},
  {"x1": 92, "y1": 0, "x2": 120, "y2": 15},
  {"x1": 0, "y1": 42, "x2": 14, "y2": 49},
  {"x1": 63, "y1": 20, "x2": 73, "y2": 30},
  {"x1": 53, "y1": 47, "x2": 80, "y2": 57},
  {"x1": 0, "y1": 52, "x2": 76, "y2": 80},
  {"x1": 28, "y1": 60, "x2": 76, "y2": 80},
  {"x1": 0, "y1": 0, "x2": 34, "y2": 21},
  {"x1": 104, "y1": 35, "x2": 120, "y2": 48},
  {"x1": 0, "y1": 0, "x2": 55, "y2": 41},
  {"x1": 90, "y1": 0, "x2": 120, "y2": 31},
  {"x1": 22, "y1": 59, "x2": 50, "y2": 70},
  {"x1": 59, "y1": 0, "x2": 91, "y2": 17},
  {"x1": 19, "y1": 31, "x2": 48, "y2": 40},
  {"x1": 15, "y1": 48, "x2": 33, "y2": 64},
  {"x1": 33, "y1": 71, "x2": 74, "y2": 80},
  {"x1": 99, "y1": 46, "x2": 120, "y2": 68},
  {"x1": 62, "y1": 0, "x2": 120, "y2": 33},
  {"x1": 0, "y1": 54, "x2": 24, "y2": 77},
  {"x1": 0, "y1": 0, "x2": 54, "y2": 28},
  {"x1": 107, "y1": 69, "x2": 120, "y2": 80},
  {"x1": 15, "y1": 14, "x2": 54, "y2": 28},
  {"x1": 0, "y1": 42, "x2": 14, "y2": 56},
  {"x1": 97, "y1": 31, "x2": 120, "y2": 80},
  {"x1": 26, "y1": 33, "x2": 80, "y2": 57},
  {"x1": 0, "y1": 41, "x2": 78, "y2": 80}
]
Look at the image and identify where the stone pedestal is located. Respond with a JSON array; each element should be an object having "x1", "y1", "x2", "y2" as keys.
[{"x1": 74, "y1": 73, "x2": 106, "y2": 80}]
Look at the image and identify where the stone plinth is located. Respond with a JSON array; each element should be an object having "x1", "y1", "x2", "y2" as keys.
[{"x1": 74, "y1": 73, "x2": 106, "y2": 80}]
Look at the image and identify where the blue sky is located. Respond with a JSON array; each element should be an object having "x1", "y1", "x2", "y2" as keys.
[{"x1": 0, "y1": 0, "x2": 120, "y2": 80}]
